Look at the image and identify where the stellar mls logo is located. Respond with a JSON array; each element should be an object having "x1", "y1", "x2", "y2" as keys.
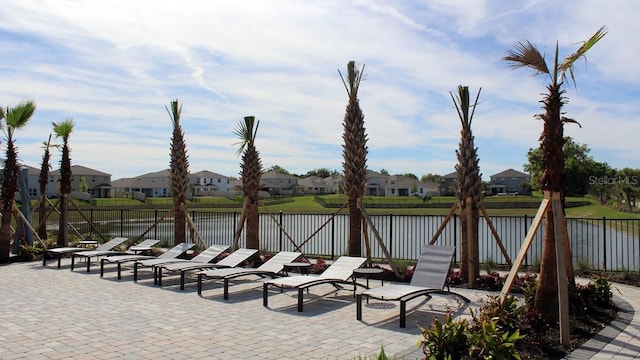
[{"x1": 589, "y1": 175, "x2": 639, "y2": 186}]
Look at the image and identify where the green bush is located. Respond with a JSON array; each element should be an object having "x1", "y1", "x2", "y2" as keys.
[{"x1": 418, "y1": 312, "x2": 469, "y2": 360}]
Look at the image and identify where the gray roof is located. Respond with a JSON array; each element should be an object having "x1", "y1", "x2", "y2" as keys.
[
  {"x1": 50, "y1": 165, "x2": 111, "y2": 177},
  {"x1": 491, "y1": 168, "x2": 528, "y2": 178}
]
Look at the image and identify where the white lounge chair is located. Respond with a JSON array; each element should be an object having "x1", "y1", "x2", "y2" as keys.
[
  {"x1": 263, "y1": 256, "x2": 367, "y2": 312},
  {"x1": 197, "y1": 251, "x2": 303, "y2": 299},
  {"x1": 100, "y1": 242, "x2": 196, "y2": 280},
  {"x1": 43, "y1": 237, "x2": 129, "y2": 269},
  {"x1": 70, "y1": 238, "x2": 159, "y2": 272},
  {"x1": 356, "y1": 244, "x2": 470, "y2": 328},
  {"x1": 156, "y1": 248, "x2": 258, "y2": 289}
]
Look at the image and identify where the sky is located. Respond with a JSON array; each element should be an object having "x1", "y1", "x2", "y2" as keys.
[{"x1": 1, "y1": 0, "x2": 638, "y2": 182}]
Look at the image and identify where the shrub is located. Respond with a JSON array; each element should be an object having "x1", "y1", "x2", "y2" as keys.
[
  {"x1": 418, "y1": 312, "x2": 469, "y2": 360},
  {"x1": 474, "y1": 271, "x2": 503, "y2": 291}
]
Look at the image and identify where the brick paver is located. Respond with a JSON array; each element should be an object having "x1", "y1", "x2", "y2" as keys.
[{"x1": 1, "y1": 261, "x2": 638, "y2": 359}]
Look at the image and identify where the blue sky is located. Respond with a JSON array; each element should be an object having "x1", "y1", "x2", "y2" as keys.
[{"x1": 1, "y1": 0, "x2": 638, "y2": 181}]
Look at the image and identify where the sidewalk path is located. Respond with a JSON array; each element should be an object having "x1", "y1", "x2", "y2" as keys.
[{"x1": 0, "y1": 261, "x2": 637, "y2": 359}]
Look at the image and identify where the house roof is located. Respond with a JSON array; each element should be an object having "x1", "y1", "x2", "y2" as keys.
[
  {"x1": 491, "y1": 168, "x2": 529, "y2": 178},
  {"x1": 191, "y1": 170, "x2": 228, "y2": 179},
  {"x1": 50, "y1": 165, "x2": 111, "y2": 176},
  {"x1": 441, "y1": 171, "x2": 457, "y2": 179}
]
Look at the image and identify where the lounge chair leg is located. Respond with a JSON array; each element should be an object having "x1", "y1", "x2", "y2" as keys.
[
  {"x1": 70, "y1": 255, "x2": 75, "y2": 270},
  {"x1": 43, "y1": 253, "x2": 47, "y2": 267},
  {"x1": 356, "y1": 294, "x2": 363, "y2": 321},
  {"x1": 223, "y1": 279, "x2": 229, "y2": 300},
  {"x1": 197, "y1": 273, "x2": 203, "y2": 296},
  {"x1": 297, "y1": 288, "x2": 304, "y2": 312},
  {"x1": 400, "y1": 301, "x2": 407, "y2": 328},
  {"x1": 133, "y1": 263, "x2": 138, "y2": 282},
  {"x1": 156, "y1": 268, "x2": 161, "y2": 286},
  {"x1": 117, "y1": 263, "x2": 122, "y2": 280},
  {"x1": 86, "y1": 258, "x2": 91, "y2": 273},
  {"x1": 180, "y1": 272, "x2": 185, "y2": 290},
  {"x1": 263, "y1": 283, "x2": 269, "y2": 307},
  {"x1": 57, "y1": 256, "x2": 62, "y2": 269}
]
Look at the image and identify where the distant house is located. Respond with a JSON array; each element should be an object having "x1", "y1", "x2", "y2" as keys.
[
  {"x1": 439, "y1": 171, "x2": 458, "y2": 196},
  {"x1": 111, "y1": 169, "x2": 171, "y2": 199},
  {"x1": 489, "y1": 169, "x2": 531, "y2": 195},
  {"x1": 298, "y1": 176, "x2": 332, "y2": 194},
  {"x1": 259, "y1": 171, "x2": 300, "y2": 195},
  {"x1": 387, "y1": 175, "x2": 439, "y2": 198},
  {"x1": 49, "y1": 165, "x2": 112, "y2": 198},
  {"x1": 365, "y1": 170, "x2": 389, "y2": 196},
  {"x1": 191, "y1": 170, "x2": 230, "y2": 196}
]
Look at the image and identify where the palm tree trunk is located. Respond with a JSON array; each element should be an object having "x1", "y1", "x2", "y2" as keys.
[
  {"x1": 57, "y1": 194, "x2": 69, "y2": 246},
  {"x1": 38, "y1": 195, "x2": 48, "y2": 240},
  {"x1": 0, "y1": 209, "x2": 12, "y2": 262},
  {"x1": 246, "y1": 197, "x2": 259, "y2": 249},
  {"x1": 348, "y1": 198, "x2": 362, "y2": 256}
]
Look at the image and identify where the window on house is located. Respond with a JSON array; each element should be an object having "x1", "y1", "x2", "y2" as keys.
[{"x1": 217, "y1": 179, "x2": 221, "y2": 183}]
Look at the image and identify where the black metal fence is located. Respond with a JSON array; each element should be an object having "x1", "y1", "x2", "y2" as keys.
[{"x1": 58, "y1": 209, "x2": 640, "y2": 272}]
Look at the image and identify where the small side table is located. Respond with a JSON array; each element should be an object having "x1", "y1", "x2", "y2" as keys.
[
  {"x1": 128, "y1": 245, "x2": 153, "y2": 255},
  {"x1": 78, "y1": 240, "x2": 98, "y2": 248},
  {"x1": 353, "y1": 267, "x2": 384, "y2": 298},
  {"x1": 283, "y1": 262, "x2": 312, "y2": 276}
]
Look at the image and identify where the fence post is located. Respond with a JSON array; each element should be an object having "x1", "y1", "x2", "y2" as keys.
[
  {"x1": 154, "y1": 209, "x2": 158, "y2": 239},
  {"x1": 389, "y1": 213, "x2": 393, "y2": 258},
  {"x1": 89, "y1": 208, "x2": 94, "y2": 237},
  {"x1": 523, "y1": 214, "x2": 529, "y2": 267},
  {"x1": 120, "y1": 209, "x2": 124, "y2": 237},
  {"x1": 331, "y1": 213, "x2": 335, "y2": 260},
  {"x1": 602, "y1": 216, "x2": 607, "y2": 271},
  {"x1": 279, "y1": 211, "x2": 284, "y2": 251}
]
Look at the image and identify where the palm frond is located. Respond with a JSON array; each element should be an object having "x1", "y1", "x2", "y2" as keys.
[
  {"x1": 503, "y1": 40, "x2": 550, "y2": 76},
  {"x1": 6, "y1": 101, "x2": 36, "y2": 129},
  {"x1": 558, "y1": 26, "x2": 608, "y2": 86},
  {"x1": 52, "y1": 118, "x2": 75, "y2": 141},
  {"x1": 233, "y1": 116, "x2": 259, "y2": 156}
]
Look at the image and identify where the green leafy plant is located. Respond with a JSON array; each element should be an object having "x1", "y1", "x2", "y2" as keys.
[
  {"x1": 418, "y1": 312, "x2": 469, "y2": 360},
  {"x1": 468, "y1": 316, "x2": 525, "y2": 360},
  {"x1": 472, "y1": 295, "x2": 523, "y2": 334}
]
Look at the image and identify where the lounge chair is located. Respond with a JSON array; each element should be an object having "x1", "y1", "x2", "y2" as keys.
[
  {"x1": 135, "y1": 244, "x2": 231, "y2": 284},
  {"x1": 100, "y1": 242, "x2": 195, "y2": 280},
  {"x1": 263, "y1": 256, "x2": 367, "y2": 312},
  {"x1": 356, "y1": 244, "x2": 470, "y2": 328},
  {"x1": 197, "y1": 251, "x2": 302, "y2": 299},
  {"x1": 43, "y1": 237, "x2": 129, "y2": 269},
  {"x1": 156, "y1": 248, "x2": 258, "y2": 289},
  {"x1": 70, "y1": 238, "x2": 159, "y2": 272}
]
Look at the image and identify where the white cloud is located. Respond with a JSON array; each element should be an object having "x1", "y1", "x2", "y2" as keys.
[{"x1": 0, "y1": 0, "x2": 637, "y2": 181}]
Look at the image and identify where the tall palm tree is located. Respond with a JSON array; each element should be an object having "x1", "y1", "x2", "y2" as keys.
[
  {"x1": 0, "y1": 101, "x2": 36, "y2": 262},
  {"x1": 234, "y1": 116, "x2": 263, "y2": 250},
  {"x1": 37, "y1": 134, "x2": 55, "y2": 240},
  {"x1": 53, "y1": 118, "x2": 74, "y2": 247},
  {"x1": 503, "y1": 26, "x2": 607, "y2": 321},
  {"x1": 340, "y1": 61, "x2": 368, "y2": 257},
  {"x1": 167, "y1": 100, "x2": 190, "y2": 245},
  {"x1": 451, "y1": 86, "x2": 483, "y2": 285}
]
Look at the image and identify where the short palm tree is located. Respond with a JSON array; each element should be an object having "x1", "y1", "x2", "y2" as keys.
[
  {"x1": 451, "y1": 86, "x2": 483, "y2": 285},
  {"x1": 234, "y1": 116, "x2": 264, "y2": 250},
  {"x1": 37, "y1": 134, "x2": 55, "y2": 240},
  {"x1": 340, "y1": 61, "x2": 368, "y2": 257},
  {"x1": 53, "y1": 119, "x2": 74, "y2": 247},
  {"x1": 0, "y1": 101, "x2": 35, "y2": 262},
  {"x1": 167, "y1": 100, "x2": 190, "y2": 245},
  {"x1": 503, "y1": 26, "x2": 606, "y2": 322}
]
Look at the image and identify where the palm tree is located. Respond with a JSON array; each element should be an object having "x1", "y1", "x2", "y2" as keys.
[
  {"x1": 451, "y1": 86, "x2": 483, "y2": 285},
  {"x1": 37, "y1": 134, "x2": 55, "y2": 240},
  {"x1": 167, "y1": 100, "x2": 190, "y2": 245},
  {"x1": 0, "y1": 101, "x2": 36, "y2": 262},
  {"x1": 234, "y1": 116, "x2": 263, "y2": 250},
  {"x1": 339, "y1": 61, "x2": 368, "y2": 257},
  {"x1": 503, "y1": 26, "x2": 607, "y2": 321},
  {"x1": 53, "y1": 119, "x2": 74, "y2": 247}
]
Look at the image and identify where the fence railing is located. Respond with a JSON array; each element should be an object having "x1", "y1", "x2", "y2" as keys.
[{"x1": 54, "y1": 209, "x2": 640, "y2": 272}]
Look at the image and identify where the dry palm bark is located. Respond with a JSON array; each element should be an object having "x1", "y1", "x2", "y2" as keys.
[
  {"x1": 503, "y1": 26, "x2": 606, "y2": 322},
  {"x1": 340, "y1": 61, "x2": 368, "y2": 257},
  {"x1": 168, "y1": 100, "x2": 190, "y2": 244},
  {"x1": 235, "y1": 116, "x2": 263, "y2": 250},
  {"x1": 451, "y1": 86, "x2": 483, "y2": 286}
]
